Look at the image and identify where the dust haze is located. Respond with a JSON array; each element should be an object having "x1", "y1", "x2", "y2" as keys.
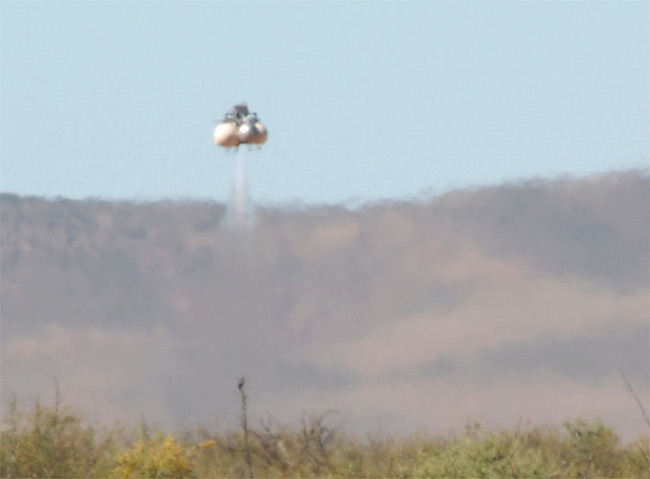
[{"x1": 1, "y1": 170, "x2": 648, "y2": 439}]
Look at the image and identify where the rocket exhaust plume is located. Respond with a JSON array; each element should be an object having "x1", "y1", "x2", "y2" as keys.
[
  {"x1": 234, "y1": 155, "x2": 246, "y2": 223},
  {"x1": 227, "y1": 153, "x2": 255, "y2": 229},
  {"x1": 222, "y1": 152, "x2": 258, "y2": 269}
]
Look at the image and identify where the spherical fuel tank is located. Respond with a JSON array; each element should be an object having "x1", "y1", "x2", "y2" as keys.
[
  {"x1": 249, "y1": 122, "x2": 268, "y2": 145},
  {"x1": 214, "y1": 121, "x2": 240, "y2": 147},
  {"x1": 237, "y1": 123, "x2": 255, "y2": 144}
]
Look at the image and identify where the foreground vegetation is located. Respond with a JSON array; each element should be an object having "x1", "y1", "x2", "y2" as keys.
[{"x1": 1, "y1": 393, "x2": 648, "y2": 479}]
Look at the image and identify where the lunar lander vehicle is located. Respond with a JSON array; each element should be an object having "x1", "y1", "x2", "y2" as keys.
[{"x1": 213, "y1": 103, "x2": 268, "y2": 149}]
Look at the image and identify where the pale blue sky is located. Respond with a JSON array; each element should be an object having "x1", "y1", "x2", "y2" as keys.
[{"x1": 2, "y1": 1, "x2": 648, "y2": 205}]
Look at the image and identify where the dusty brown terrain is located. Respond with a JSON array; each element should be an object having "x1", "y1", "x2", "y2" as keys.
[{"x1": 1, "y1": 170, "x2": 648, "y2": 438}]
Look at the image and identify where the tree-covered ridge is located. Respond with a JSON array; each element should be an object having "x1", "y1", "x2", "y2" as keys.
[{"x1": 1, "y1": 170, "x2": 648, "y2": 442}]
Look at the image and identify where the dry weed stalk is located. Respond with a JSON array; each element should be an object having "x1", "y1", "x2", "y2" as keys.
[
  {"x1": 619, "y1": 369, "x2": 650, "y2": 465},
  {"x1": 238, "y1": 376, "x2": 254, "y2": 479}
]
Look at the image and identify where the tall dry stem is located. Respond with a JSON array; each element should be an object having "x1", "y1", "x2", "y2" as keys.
[
  {"x1": 619, "y1": 369, "x2": 650, "y2": 428},
  {"x1": 619, "y1": 369, "x2": 650, "y2": 466},
  {"x1": 238, "y1": 376, "x2": 254, "y2": 479}
]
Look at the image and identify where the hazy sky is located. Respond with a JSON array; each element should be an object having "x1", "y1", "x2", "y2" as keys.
[{"x1": 2, "y1": 1, "x2": 648, "y2": 204}]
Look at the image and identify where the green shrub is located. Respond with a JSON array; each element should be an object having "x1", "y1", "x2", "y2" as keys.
[
  {"x1": 0, "y1": 396, "x2": 115, "y2": 478},
  {"x1": 2, "y1": 393, "x2": 648, "y2": 479},
  {"x1": 415, "y1": 420, "x2": 648, "y2": 479},
  {"x1": 560, "y1": 419, "x2": 641, "y2": 479},
  {"x1": 111, "y1": 433, "x2": 194, "y2": 479},
  {"x1": 416, "y1": 423, "x2": 559, "y2": 478}
]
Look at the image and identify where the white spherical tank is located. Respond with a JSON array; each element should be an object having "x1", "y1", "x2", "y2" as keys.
[
  {"x1": 249, "y1": 122, "x2": 268, "y2": 145},
  {"x1": 214, "y1": 122, "x2": 240, "y2": 147},
  {"x1": 237, "y1": 123, "x2": 254, "y2": 143}
]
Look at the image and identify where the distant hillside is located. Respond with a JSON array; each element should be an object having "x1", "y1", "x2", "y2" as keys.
[{"x1": 1, "y1": 170, "x2": 648, "y2": 439}]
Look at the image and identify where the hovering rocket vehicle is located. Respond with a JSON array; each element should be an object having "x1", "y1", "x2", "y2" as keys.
[{"x1": 214, "y1": 103, "x2": 268, "y2": 149}]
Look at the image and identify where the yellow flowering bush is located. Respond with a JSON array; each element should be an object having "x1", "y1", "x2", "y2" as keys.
[{"x1": 112, "y1": 434, "x2": 194, "y2": 478}]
